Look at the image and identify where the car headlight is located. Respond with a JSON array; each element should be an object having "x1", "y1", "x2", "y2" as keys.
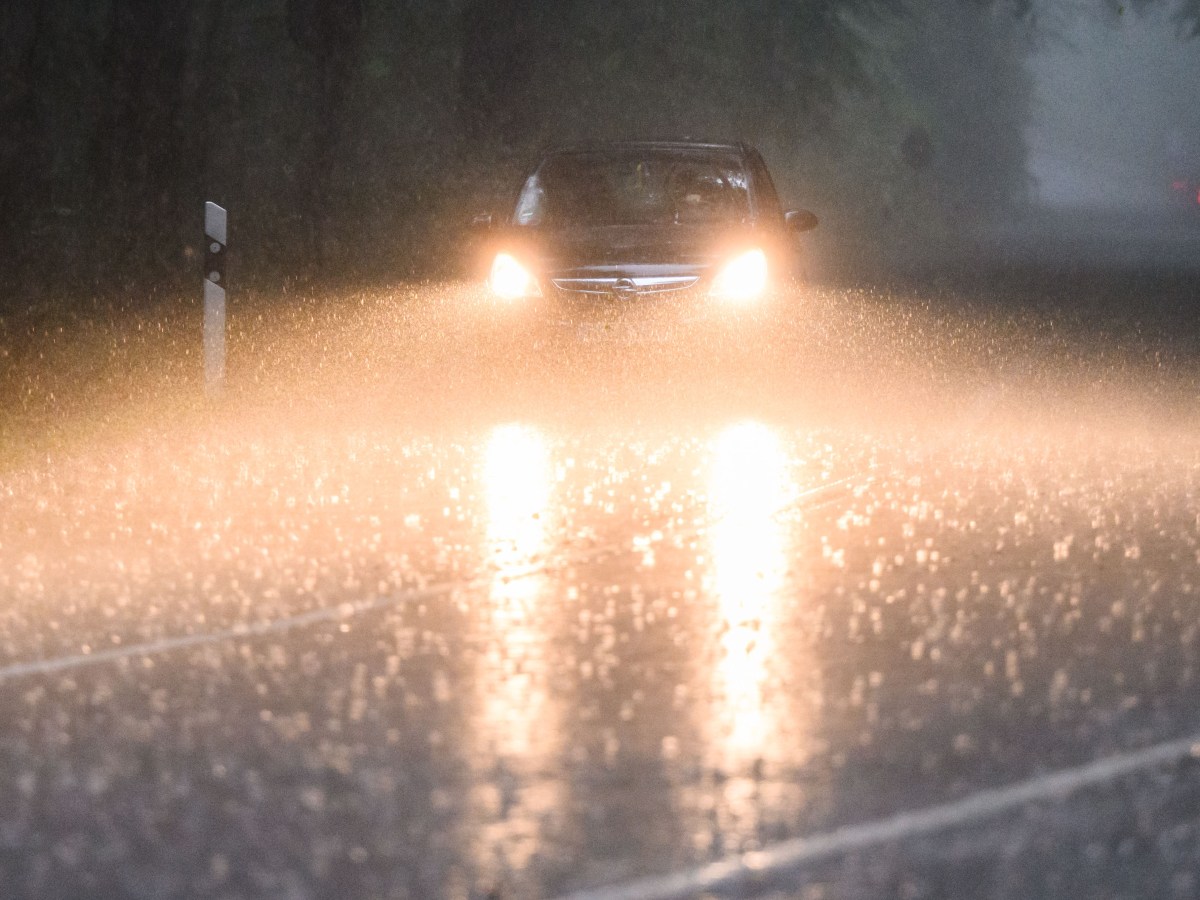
[
  {"x1": 711, "y1": 248, "x2": 768, "y2": 303},
  {"x1": 489, "y1": 252, "x2": 536, "y2": 300}
]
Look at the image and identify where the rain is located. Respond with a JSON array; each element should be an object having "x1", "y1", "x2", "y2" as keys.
[{"x1": 2, "y1": 2, "x2": 1200, "y2": 899}]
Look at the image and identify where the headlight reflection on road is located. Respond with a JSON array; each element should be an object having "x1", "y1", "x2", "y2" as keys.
[
  {"x1": 480, "y1": 423, "x2": 555, "y2": 756},
  {"x1": 484, "y1": 423, "x2": 552, "y2": 579},
  {"x1": 706, "y1": 421, "x2": 793, "y2": 771},
  {"x1": 473, "y1": 423, "x2": 562, "y2": 877}
]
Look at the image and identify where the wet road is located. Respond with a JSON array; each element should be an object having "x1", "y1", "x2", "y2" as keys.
[{"x1": 3, "y1": 274, "x2": 1200, "y2": 898}]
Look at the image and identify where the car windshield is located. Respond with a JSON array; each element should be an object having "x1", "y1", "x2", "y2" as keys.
[{"x1": 513, "y1": 149, "x2": 751, "y2": 227}]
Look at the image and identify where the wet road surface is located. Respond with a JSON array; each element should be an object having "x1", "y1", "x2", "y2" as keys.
[{"x1": 2, "y1": 274, "x2": 1200, "y2": 898}]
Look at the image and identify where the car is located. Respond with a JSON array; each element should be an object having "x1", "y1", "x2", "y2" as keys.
[
  {"x1": 473, "y1": 141, "x2": 818, "y2": 308},
  {"x1": 1169, "y1": 177, "x2": 1200, "y2": 222}
]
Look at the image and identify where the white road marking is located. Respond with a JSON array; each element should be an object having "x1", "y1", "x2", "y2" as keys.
[
  {"x1": 0, "y1": 581, "x2": 470, "y2": 684},
  {"x1": 553, "y1": 732, "x2": 1200, "y2": 900},
  {"x1": 0, "y1": 472, "x2": 867, "y2": 686}
]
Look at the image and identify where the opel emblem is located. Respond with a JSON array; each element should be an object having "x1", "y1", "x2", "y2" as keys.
[
  {"x1": 611, "y1": 278, "x2": 638, "y2": 299},
  {"x1": 609, "y1": 278, "x2": 638, "y2": 300}
]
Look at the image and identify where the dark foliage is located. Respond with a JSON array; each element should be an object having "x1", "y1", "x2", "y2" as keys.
[{"x1": 0, "y1": 0, "x2": 1187, "y2": 310}]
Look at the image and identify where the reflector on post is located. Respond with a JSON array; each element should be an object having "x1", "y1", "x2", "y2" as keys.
[{"x1": 204, "y1": 202, "x2": 227, "y2": 395}]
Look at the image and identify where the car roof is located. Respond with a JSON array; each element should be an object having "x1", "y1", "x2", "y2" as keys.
[{"x1": 543, "y1": 140, "x2": 750, "y2": 157}]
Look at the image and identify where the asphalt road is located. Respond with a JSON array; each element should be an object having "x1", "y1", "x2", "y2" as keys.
[{"x1": 3, "y1": 270, "x2": 1200, "y2": 899}]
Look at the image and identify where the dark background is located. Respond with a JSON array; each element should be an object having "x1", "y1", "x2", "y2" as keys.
[{"x1": 2, "y1": 0, "x2": 1198, "y2": 310}]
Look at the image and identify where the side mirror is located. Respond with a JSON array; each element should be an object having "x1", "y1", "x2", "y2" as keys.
[
  {"x1": 785, "y1": 209, "x2": 819, "y2": 233},
  {"x1": 471, "y1": 212, "x2": 495, "y2": 229}
]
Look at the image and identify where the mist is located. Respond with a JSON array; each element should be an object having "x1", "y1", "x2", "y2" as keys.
[{"x1": 1028, "y1": 2, "x2": 1200, "y2": 214}]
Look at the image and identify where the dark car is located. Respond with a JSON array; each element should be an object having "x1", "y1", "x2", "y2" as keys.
[{"x1": 476, "y1": 141, "x2": 817, "y2": 307}]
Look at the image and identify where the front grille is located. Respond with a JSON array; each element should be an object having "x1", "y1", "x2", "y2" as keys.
[{"x1": 551, "y1": 275, "x2": 700, "y2": 296}]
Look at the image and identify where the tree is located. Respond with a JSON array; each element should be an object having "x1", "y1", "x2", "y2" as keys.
[
  {"x1": 0, "y1": 1, "x2": 60, "y2": 298},
  {"x1": 456, "y1": 0, "x2": 904, "y2": 151},
  {"x1": 286, "y1": 0, "x2": 365, "y2": 268},
  {"x1": 89, "y1": 0, "x2": 198, "y2": 276}
]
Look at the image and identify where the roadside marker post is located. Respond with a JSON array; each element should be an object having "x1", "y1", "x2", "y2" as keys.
[{"x1": 203, "y1": 202, "x2": 227, "y2": 396}]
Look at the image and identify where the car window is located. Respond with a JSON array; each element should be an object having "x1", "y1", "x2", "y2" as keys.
[
  {"x1": 515, "y1": 150, "x2": 751, "y2": 227},
  {"x1": 514, "y1": 173, "x2": 545, "y2": 225},
  {"x1": 747, "y1": 151, "x2": 784, "y2": 223}
]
